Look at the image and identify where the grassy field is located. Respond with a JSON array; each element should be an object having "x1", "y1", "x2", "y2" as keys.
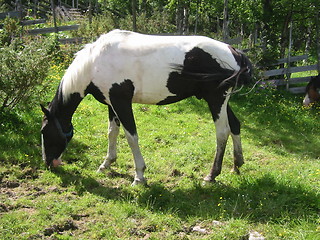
[{"x1": 0, "y1": 66, "x2": 319, "y2": 239}]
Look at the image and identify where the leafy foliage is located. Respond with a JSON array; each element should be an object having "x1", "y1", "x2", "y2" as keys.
[
  {"x1": 0, "y1": 38, "x2": 55, "y2": 111},
  {"x1": 0, "y1": 17, "x2": 21, "y2": 46}
]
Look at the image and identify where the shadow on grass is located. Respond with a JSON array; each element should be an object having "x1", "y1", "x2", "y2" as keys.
[
  {"x1": 51, "y1": 161, "x2": 318, "y2": 224},
  {"x1": 182, "y1": 90, "x2": 320, "y2": 159},
  {"x1": 52, "y1": 167, "x2": 132, "y2": 199},
  {"x1": 0, "y1": 109, "x2": 43, "y2": 167},
  {"x1": 230, "y1": 90, "x2": 320, "y2": 159},
  {"x1": 136, "y1": 175, "x2": 319, "y2": 223}
]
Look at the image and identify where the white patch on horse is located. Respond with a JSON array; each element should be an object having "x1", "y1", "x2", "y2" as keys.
[
  {"x1": 303, "y1": 94, "x2": 311, "y2": 106},
  {"x1": 61, "y1": 30, "x2": 239, "y2": 105},
  {"x1": 98, "y1": 117, "x2": 120, "y2": 171},
  {"x1": 61, "y1": 44, "x2": 94, "y2": 101}
]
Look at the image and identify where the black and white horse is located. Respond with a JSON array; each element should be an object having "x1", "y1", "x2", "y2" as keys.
[
  {"x1": 41, "y1": 29, "x2": 252, "y2": 185},
  {"x1": 303, "y1": 74, "x2": 320, "y2": 106}
]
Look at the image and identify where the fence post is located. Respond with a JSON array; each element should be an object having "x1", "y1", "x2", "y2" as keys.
[
  {"x1": 286, "y1": 20, "x2": 293, "y2": 91},
  {"x1": 50, "y1": 0, "x2": 58, "y2": 34}
]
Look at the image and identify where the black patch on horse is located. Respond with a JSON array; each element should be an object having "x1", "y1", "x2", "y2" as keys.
[
  {"x1": 227, "y1": 104, "x2": 240, "y2": 135},
  {"x1": 49, "y1": 83, "x2": 82, "y2": 131},
  {"x1": 157, "y1": 71, "x2": 201, "y2": 105},
  {"x1": 157, "y1": 47, "x2": 232, "y2": 105},
  {"x1": 109, "y1": 79, "x2": 136, "y2": 135},
  {"x1": 183, "y1": 47, "x2": 228, "y2": 74},
  {"x1": 306, "y1": 75, "x2": 320, "y2": 92},
  {"x1": 85, "y1": 82, "x2": 107, "y2": 104}
]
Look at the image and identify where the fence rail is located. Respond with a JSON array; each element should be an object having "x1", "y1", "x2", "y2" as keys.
[
  {"x1": 262, "y1": 54, "x2": 319, "y2": 94},
  {"x1": 26, "y1": 24, "x2": 79, "y2": 35},
  {"x1": 21, "y1": 19, "x2": 47, "y2": 26},
  {"x1": 264, "y1": 64, "x2": 318, "y2": 78},
  {"x1": 268, "y1": 54, "x2": 308, "y2": 66},
  {"x1": 0, "y1": 11, "x2": 22, "y2": 19},
  {"x1": 0, "y1": 9, "x2": 80, "y2": 44}
]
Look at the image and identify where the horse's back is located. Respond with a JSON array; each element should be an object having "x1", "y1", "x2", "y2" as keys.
[
  {"x1": 63, "y1": 30, "x2": 241, "y2": 105},
  {"x1": 90, "y1": 30, "x2": 238, "y2": 104}
]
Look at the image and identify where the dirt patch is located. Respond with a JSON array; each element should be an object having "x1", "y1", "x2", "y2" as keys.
[
  {"x1": 71, "y1": 213, "x2": 90, "y2": 221},
  {"x1": 1, "y1": 181, "x2": 20, "y2": 188},
  {"x1": 18, "y1": 168, "x2": 39, "y2": 180},
  {"x1": 43, "y1": 219, "x2": 78, "y2": 236},
  {"x1": 0, "y1": 203, "x2": 9, "y2": 212}
]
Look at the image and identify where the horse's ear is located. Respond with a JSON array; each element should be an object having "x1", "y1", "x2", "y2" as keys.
[{"x1": 40, "y1": 104, "x2": 51, "y2": 118}]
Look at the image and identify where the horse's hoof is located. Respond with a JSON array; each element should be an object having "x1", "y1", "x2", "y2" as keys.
[
  {"x1": 203, "y1": 175, "x2": 216, "y2": 183},
  {"x1": 97, "y1": 165, "x2": 108, "y2": 173},
  {"x1": 131, "y1": 178, "x2": 147, "y2": 186},
  {"x1": 231, "y1": 166, "x2": 241, "y2": 175}
]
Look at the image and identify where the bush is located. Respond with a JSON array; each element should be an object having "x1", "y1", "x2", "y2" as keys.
[
  {"x1": 72, "y1": 13, "x2": 116, "y2": 42},
  {"x1": 0, "y1": 39, "x2": 55, "y2": 111},
  {"x1": 0, "y1": 17, "x2": 21, "y2": 46}
]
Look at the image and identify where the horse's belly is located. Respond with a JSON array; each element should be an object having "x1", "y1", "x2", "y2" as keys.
[
  {"x1": 131, "y1": 73, "x2": 175, "y2": 104},
  {"x1": 132, "y1": 89, "x2": 173, "y2": 105},
  {"x1": 93, "y1": 46, "x2": 185, "y2": 105}
]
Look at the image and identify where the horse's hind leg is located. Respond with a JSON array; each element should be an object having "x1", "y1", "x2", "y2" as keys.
[
  {"x1": 231, "y1": 134, "x2": 244, "y2": 174},
  {"x1": 227, "y1": 105, "x2": 244, "y2": 174},
  {"x1": 204, "y1": 100, "x2": 230, "y2": 182},
  {"x1": 98, "y1": 105, "x2": 120, "y2": 172}
]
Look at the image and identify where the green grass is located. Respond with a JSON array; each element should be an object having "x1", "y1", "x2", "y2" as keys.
[{"x1": 0, "y1": 67, "x2": 319, "y2": 239}]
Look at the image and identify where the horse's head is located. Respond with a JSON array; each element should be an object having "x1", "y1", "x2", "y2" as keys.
[
  {"x1": 303, "y1": 74, "x2": 320, "y2": 106},
  {"x1": 40, "y1": 104, "x2": 73, "y2": 168}
]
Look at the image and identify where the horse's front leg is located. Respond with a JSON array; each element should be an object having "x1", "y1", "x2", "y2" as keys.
[
  {"x1": 98, "y1": 106, "x2": 120, "y2": 172},
  {"x1": 204, "y1": 101, "x2": 230, "y2": 182},
  {"x1": 108, "y1": 80, "x2": 146, "y2": 186},
  {"x1": 124, "y1": 130, "x2": 146, "y2": 185}
]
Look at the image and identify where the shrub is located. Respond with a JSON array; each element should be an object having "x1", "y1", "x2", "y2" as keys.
[
  {"x1": 0, "y1": 39, "x2": 55, "y2": 111},
  {"x1": 72, "y1": 13, "x2": 116, "y2": 42},
  {"x1": 0, "y1": 17, "x2": 21, "y2": 46}
]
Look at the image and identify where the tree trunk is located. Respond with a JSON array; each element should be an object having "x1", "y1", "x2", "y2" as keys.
[
  {"x1": 194, "y1": 0, "x2": 201, "y2": 34},
  {"x1": 176, "y1": 0, "x2": 189, "y2": 35},
  {"x1": 132, "y1": 0, "x2": 137, "y2": 32},
  {"x1": 222, "y1": 0, "x2": 229, "y2": 42},
  {"x1": 176, "y1": 0, "x2": 183, "y2": 34},
  {"x1": 183, "y1": 3, "x2": 189, "y2": 35},
  {"x1": 261, "y1": 0, "x2": 272, "y2": 51}
]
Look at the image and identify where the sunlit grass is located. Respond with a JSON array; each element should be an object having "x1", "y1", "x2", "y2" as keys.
[{"x1": 0, "y1": 69, "x2": 319, "y2": 239}]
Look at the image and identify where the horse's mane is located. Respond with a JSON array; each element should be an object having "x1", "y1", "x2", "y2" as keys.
[
  {"x1": 61, "y1": 43, "x2": 94, "y2": 102},
  {"x1": 61, "y1": 30, "x2": 128, "y2": 103}
]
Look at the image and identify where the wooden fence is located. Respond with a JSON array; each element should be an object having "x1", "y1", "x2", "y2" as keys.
[
  {"x1": 262, "y1": 18, "x2": 320, "y2": 94},
  {"x1": 262, "y1": 55, "x2": 319, "y2": 94},
  {"x1": 0, "y1": 7, "x2": 82, "y2": 44}
]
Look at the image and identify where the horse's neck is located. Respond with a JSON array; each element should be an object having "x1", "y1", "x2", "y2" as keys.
[{"x1": 50, "y1": 90, "x2": 83, "y2": 132}]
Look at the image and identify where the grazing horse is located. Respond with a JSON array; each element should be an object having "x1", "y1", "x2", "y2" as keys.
[
  {"x1": 303, "y1": 74, "x2": 320, "y2": 106},
  {"x1": 41, "y1": 29, "x2": 253, "y2": 185}
]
